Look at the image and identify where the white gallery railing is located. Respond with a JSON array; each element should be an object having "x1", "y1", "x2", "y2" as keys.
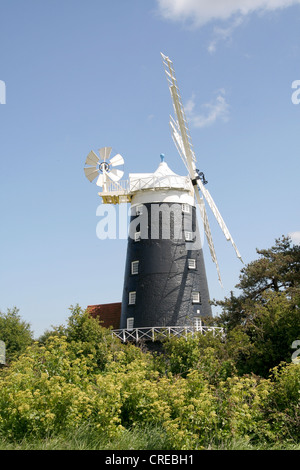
[{"x1": 112, "y1": 325, "x2": 224, "y2": 343}]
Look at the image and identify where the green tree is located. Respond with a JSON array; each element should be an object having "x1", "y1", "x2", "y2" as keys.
[
  {"x1": 237, "y1": 235, "x2": 300, "y2": 300},
  {"x1": 55, "y1": 305, "x2": 146, "y2": 373},
  {"x1": 217, "y1": 236, "x2": 300, "y2": 330},
  {"x1": 0, "y1": 307, "x2": 34, "y2": 363},
  {"x1": 215, "y1": 236, "x2": 300, "y2": 376}
]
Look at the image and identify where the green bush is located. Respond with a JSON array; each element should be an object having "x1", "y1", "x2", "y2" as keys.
[
  {"x1": 0, "y1": 332, "x2": 299, "y2": 449},
  {"x1": 0, "y1": 293, "x2": 299, "y2": 449},
  {"x1": 267, "y1": 363, "x2": 300, "y2": 441},
  {"x1": 0, "y1": 307, "x2": 33, "y2": 363},
  {"x1": 0, "y1": 337, "x2": 123, "y2": 441}
]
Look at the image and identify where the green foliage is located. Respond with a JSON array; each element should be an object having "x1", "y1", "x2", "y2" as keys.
[
  {"x1": 237, "y1": 235, "x2": 300, "y2": 300},
  {"x1": 0, "y1": 324, "x2": 299, "y2": 448},
  {"x1": 215, "y1": 236, "x2": 300, "y2": 376},
  {"x1": 160, "y1": 331, "x2": 236, "y2": 384},
  {"x1": 267, "y1": 363, "x2": 300, "y2": 441},
  {"x1": 0, "y1": 236, "x2": 299, "y2": 449},
  {"x1": 0, "y1": 307, "x2": 33, "y2": 363},
  {"x1": 39, "y1": 305, "x2": 145, "y2": 373},
  {"x1": 0, "y1": 336, "x2": 123, "y2": 441}
]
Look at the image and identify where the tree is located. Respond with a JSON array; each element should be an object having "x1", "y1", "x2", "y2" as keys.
[
  {"x1": 237, "y1": 235, "x2": 300, "y2": 300},
  {"x1": 214, "y1": 236, "x2": 300, "y2": 376},
  {"x1": 0, "y1": 307, "x2": 34, "y2": 363},
  {"x1": 216, "y1": 236, "x2": 300, "y2": 329},
  {"x1": 53, "y1": 305, "x2": 144, "y2": 372}
]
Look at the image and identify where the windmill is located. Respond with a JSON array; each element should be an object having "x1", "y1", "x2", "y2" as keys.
[
  {"x1": 160, "y1": 52, "x2": 243, "y2": 287},
  {"x1": 84, "y1": 53, "x2": 242, "y2": 338}
]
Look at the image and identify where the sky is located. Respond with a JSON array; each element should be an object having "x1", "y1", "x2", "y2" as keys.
[{"x1": 0, "y1": 0, "x2": 299, "y2": 338}]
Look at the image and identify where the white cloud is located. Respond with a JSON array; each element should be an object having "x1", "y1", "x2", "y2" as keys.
[
  {"x1": 289, "y1": 231, "x2": 300, "y2": 245},
  {"x1": 156, "y1": 0, "x2": 300, "y2": 27},
  {"x1": 185, "y1": 90, "x2": 229, "y2": 128},
  {"x1": 208, "y1": 16, "x2": 244, "y2": 54}
]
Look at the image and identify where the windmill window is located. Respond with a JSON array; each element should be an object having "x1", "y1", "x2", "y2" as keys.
[
  {"x1": 131, "y1": 260, "x2": 139, "y2": 275},
  {"x1": 192, "y1": 292, "x2": 201, "y2": 304},
  {"x1": 185, "y1": 231, "x2": 193, "y2": 242},
  {"x1": 194, "y1": 316, "x2": 202, "y2": 330},
  {"x1": 188, "y1": 259, "x2": 196, "y2": 269},
  {"x1": 127, "y1": 317, "x2": 134, "y2": 330},
  {"x1": 129, "y1": 291, "x2": 136, "y2": 305},
  {"x1": 136, "y1": 204, "x2": 143, "y2": 216},
  {"x1": 182, "y1": 203, "x2": 190, "y2": 214},
  {"x1": 134, "y1": 231, "x2": 141, "y2": 242}
]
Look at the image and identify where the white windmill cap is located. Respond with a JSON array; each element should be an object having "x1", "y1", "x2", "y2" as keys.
[
  {"x1": 129, "y1": 155, "x2": 194, "y2": 206},
  {"x1": 129, "y1": 155, "x2": 191, "y2": 192}
]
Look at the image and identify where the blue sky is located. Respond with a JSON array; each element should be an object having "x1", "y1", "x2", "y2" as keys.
[{"x1": 0, "y1": 0, "x2": 299, "y2": 337}]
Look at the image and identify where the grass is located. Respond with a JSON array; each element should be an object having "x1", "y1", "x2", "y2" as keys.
[
  {"x1": 0, "y1": 425, "x2": 299, "y2": 450},
  {"x1": 209, "y1": 439, "x2": 300, "y2": 451},
  {"x1": 0, "y1": 425, "x2": 173, "y2": 450}
]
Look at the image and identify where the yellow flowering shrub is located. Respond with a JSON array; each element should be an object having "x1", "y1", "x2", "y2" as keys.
[
  {"x1": 0, "y1": 329, "x2": 299, "y2": 448},
  {"x1": 0, "y1": 337, "x2": 122, "y2": 440},
  {"x1": 216, "y1": 375, "x2": 272, "y2": 443}
]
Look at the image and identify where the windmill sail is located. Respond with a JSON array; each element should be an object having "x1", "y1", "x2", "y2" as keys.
[
  {"x1": 161, "y1": 52, "x2": 242, "y2": 284},
  {"x1": 169, "y1": 116, "x2": 189, "y2": 172},
  {"x1": 171, "y1": 111, "x2": 243, "y2": 262},
  {"x1": 99, "y1": 147, "x2": 112, "y2": 161},
  {"x1": 161, "y1": 53, "x2": 196, "y2": 174},
  {"x1": 85, "y1": 150, "x2": 99, "y2": 166},
  {"x1": 195, "y1": 189, "x2": 223, "y2": 287},
  {"x1": 84, "y1": 166, "x2": 99, "y2": 182},
  {"x1": 196, "y1": 178, "x2": 243, "y2": 261}
]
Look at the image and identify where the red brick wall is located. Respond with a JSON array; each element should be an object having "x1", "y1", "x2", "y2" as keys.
[{"x1": 87, "y1": 302, "x2": 121, "y2": 329}]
